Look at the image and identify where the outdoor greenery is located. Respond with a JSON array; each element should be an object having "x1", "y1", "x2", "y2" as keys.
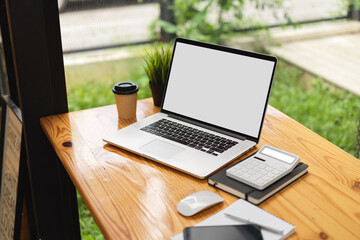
[
  {"x1": 142, "y1": 43, "x2": 173, "y2": 86},
  {"x1": 66, "y1": 57, "x2": 360, "y2": 240},
  {"x1": 154, "y1": 0, "x2": 290, "y2": 44},
  {"x1": 153, "y1": 0, "x2": 360, "y2": 45},
  {"x1": 66, "y1": 59, "x2": 151, "y2": 112},
  {"x1": 269, "y1": 61, "x2": 360, "y2": 156},
  {"x1": 77, "y1": 194, "x2": 103, "y2": 240}
]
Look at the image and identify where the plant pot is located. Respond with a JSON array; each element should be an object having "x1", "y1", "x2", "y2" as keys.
[{"x1": 149, "y1": 83, "x2": 165, "y2": 107}]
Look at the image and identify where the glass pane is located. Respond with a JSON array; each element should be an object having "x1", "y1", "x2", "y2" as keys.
[
  {"x1": 60, "y1": 0, "x2": 157, "y2": 53},
  {"x1": 58, "y1": 1, "x2": 355, "y2": 239},
  {"x1": 59, "y1": 1, "x2": 157, "y2": 239}
]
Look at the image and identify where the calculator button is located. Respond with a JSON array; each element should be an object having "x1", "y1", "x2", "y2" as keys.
[
  {"x1": 239, "y1": 168, "x2": 247, "y2": 173},
  {"x1": 249, "y1": 175, "x2": 260, "y2": 181},
  {"x1": 254, "y1": 173, "x2": 262, "y2": 179},
  {"x1": 261, "y1": 177, "x2": 269, "y2": 182},
  {"x1": 267, "y1": 173, "x2": 276, "y2": 178},
  {"x1": 242, "y1": 173, "x2": 251, "y2": 178},
  {"x1": 242, "y1": 173, "x2": 250, "y2": 178},
  {"x1": 259, "y1": 170, "x2": 268, "y2": 175}
]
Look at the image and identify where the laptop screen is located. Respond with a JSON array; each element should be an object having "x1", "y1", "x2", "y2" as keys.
[{"x1": 162, "y1": 39, "x2": 277, "y2": 140}]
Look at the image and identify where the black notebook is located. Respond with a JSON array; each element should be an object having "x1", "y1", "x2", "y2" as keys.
[{"x1": 208, "y1": 153, "x2": 308, "y2": 205}]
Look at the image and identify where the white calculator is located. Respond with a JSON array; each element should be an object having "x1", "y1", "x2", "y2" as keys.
[{"x1": 226, "y1": 145, "x2": 300, "y2": 190}]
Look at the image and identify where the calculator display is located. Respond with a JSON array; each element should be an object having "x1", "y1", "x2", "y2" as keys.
[{"x1": 261, "y1": 147, "x2": 296, "y2": 163}]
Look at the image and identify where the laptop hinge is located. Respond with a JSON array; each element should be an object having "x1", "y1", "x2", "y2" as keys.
[{"x1": 167, "y1": 113, "x2": 248, "y2": 141}]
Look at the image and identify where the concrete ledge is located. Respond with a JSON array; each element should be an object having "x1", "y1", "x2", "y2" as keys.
[
  {"x1": 229, "y1": 20, "x2": 360, "y2": 49},
  {"x1": 264, "y1": 20, "x2": 360, "y2": 96},
  {"x1": 269, "y1": 20, "x2": 360, "y2": 43}
]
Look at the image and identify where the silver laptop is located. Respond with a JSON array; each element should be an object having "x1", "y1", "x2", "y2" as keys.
[{"x1": 103, "y1": 38, "x2": 277, "y2": 179}]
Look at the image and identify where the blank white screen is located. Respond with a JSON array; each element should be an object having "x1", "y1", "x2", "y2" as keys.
[
  {"x1": 261, "y1": 147, "x2": 296, "y2": 163},
  {"x1": 162, "y1": 42, "x2": 275, "y2": 138}
]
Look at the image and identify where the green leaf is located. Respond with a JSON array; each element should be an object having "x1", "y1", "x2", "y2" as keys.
[{"x1": 158, "y1": 20, "x2": 178, "y2": 33}]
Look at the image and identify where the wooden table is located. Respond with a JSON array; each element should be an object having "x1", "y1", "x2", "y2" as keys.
[{"x1": 40, "y1": 98, "x2": 360, "y2": 240}]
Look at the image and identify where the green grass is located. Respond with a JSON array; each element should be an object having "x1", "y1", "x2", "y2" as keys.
[
  {"x1": 67, "y1": 63, "x2": 151, "y2": 112},
  {"x1": 269, "y1": 61, "x2": 360, "y2": 156},
  {"x1": 77, "y1": 194, "x2": 103, "y2": 240},
  {"x1": 66, "y1": 58, "x2": 360, "y2": 240}
]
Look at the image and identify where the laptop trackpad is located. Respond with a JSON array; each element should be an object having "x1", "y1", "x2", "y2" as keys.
[{"x1": 140, "y1": 140, "x2": 185, "y2": 159}]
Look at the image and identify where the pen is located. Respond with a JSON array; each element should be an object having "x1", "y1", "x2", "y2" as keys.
[{"x1": 224, "y1": 213, "x2": 284, "y2": 234}]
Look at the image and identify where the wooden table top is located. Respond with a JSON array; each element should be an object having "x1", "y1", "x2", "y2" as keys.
[{"x1": 40, "y1": 98, "x2": 360, "y2": 240}]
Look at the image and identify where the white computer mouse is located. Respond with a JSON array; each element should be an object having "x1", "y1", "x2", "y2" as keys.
[{"x1": 177, "y1": 191, "x2": 224, "y2": 217}]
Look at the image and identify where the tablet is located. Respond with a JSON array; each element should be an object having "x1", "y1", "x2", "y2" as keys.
[{"x1": 183, "y1": 224, "x2": 263, "y2": 240}]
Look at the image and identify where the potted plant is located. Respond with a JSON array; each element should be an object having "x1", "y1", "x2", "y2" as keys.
[{"x1": 142, "y1": 43, "x2": 172, "y2": 107}]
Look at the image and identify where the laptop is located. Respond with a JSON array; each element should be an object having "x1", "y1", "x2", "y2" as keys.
[{"x1": 103, "y1": 38, "x2": 277, "y2": 179}]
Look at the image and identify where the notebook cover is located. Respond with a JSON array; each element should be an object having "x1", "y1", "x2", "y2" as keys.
[{"x1": 208, "y1": 157, "x2": 308, "y2": 205}]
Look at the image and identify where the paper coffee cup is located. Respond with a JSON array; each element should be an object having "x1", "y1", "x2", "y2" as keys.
[{"x1": 112, "y1": 82, "x2": 139, "y2": 119}]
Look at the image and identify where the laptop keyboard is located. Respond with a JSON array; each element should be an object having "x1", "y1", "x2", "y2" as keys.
[{"x1": 140, "y1": 119, "x2": 238, "y2": 156}]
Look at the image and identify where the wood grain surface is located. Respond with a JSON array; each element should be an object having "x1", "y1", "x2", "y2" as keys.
[{"x1": 40, "y1": 98, "x2": 360, "y2": 240}]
